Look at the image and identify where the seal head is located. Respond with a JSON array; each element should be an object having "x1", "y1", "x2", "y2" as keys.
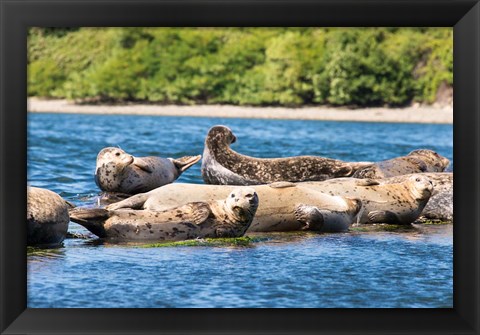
[
  {"x1": 95, "y1": 147, "x2": 136, "y2": 191},
  {"x1": 407, "y1": 149, "x2": 450, "y2": 172},
  {"x1": 224, "y1": 187, "x2": 258, "y2": 223},
  {"x1": 406, "y1": 174, "x2": 434, "y2": 201},
  {"x1": 215, "y1": 187, "x2": 259, "y2": 237},
  {"x1": 207, "y1": 125, "x2": 237, "y2": 146}
]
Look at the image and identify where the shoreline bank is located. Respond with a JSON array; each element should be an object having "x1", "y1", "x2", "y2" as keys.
[{"x1": 27, "y1": 98, "x2": 453, "y2": 124}]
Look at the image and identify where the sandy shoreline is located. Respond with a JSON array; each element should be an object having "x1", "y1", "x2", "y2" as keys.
[{"x1": 27, "y1": 98, "x2": 453, "y2": 124}]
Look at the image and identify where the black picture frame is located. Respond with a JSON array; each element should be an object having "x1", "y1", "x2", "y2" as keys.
[{"x1": 1, "y1": 0, "x2": 479, "y2": 334}]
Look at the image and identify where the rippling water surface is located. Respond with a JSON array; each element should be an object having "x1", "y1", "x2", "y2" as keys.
[{"x1": 27, "y1": 113, "x2": 453, "y2": 308}]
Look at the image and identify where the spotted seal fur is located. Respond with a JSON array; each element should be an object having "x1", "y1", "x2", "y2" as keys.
[
  {"x1": 352, "y1": 149, "x2": 450, "y2": 179},
  {"x1": 379, "y1": 172, "x2": 452, "y2": 222},
  {"x1": 94, "y1": 147, "x2": 201, "y2": 194},
  {"x1": 69, "y1": 188, "x2": 258, "y2": 241},
  {"x1": 107, "y1": 182, "x2": 362, "y2": 233},
  {"x1": 201, "y1": 125, "x2": 373, "y2": 185},
  {"x1": 301, "y1": 174, "x2": 434, "y2": 225}
]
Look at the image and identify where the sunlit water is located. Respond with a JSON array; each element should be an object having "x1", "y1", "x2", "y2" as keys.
[{"x1": 27, "y1": 113, "x2": 453, "y2": 308}]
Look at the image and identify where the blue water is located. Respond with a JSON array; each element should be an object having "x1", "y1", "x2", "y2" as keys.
[{"x1": 27, "y1": 113, "x2": 453, "y2": 308}]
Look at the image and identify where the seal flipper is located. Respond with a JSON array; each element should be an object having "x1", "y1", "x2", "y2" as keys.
[
  {"x1": 294, "y1": 204, "x2": 325, "y2": 231},
  {"x1": 352, "y1": 166, "x2": 381, "y2": 179},
  {"x1": 404, "y1": 157, "x2": 428, "y2": 172},
  {"x1": 99, "y1": 192, "x2": 132, "y2": 205},
  {"x1": 338, "y1": 162, "x2": 374, "y2": 177},
  {"x1": 172, "y1": 155, "x2": 202, "y2": 173},
  {"x1": 69, "y1": 208, "x2": 109, "y2": 238},
  {"x1": 180, "y1": 202, "x2": 211, "y2": 225},
  {"x1": 355, "y1": 179, "x2": 380, "y2": 187},
  {"x1": 367, "y1": 210, "x2": 401, "y2": 224},
  {"x1": 269, "y1": 181, "x2": 296, "y2": 189},
  {"x1": 106, "y1": 193, "x2": 149, "y2": 210},
  {"x1": 133, "y1": 157, "x2": 154, "y2": 173}
]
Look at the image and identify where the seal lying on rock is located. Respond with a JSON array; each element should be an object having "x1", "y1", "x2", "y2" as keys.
[
  {"x1": 94, "y1": 147, "x2": 201, "y2": 194},
  {"x1": 69, "y1": 188, "x2": 258, "y2": 241},
  {"x1": 27, "y1": 187, "x2": 72, "y2": 246},
  {"x1": 379, "y1": 172, "x2": 452, "y2": 222},
  {"x1": 301, "y1": 174, "x2": 434, "y2": 225},
  {"x1": 201, "y1": 125, "x2": 373, "y2": 185},
  {"x1": 352, "y1": 149, "x2": 450, "y2": 179},
  {"x1": 107, "y1": 182, "x2": 362, "y2": 232}
]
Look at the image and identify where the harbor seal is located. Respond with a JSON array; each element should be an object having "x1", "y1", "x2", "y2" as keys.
[
  {"x1": 27, "y1": 187, "x2": 72, "y2": 246},
  {"x1": 69, "y1": 188, "x2": 258, "y2": 241},
  {"x1": 379, "y1": 172, "x2": 453, "y2": 222},
  {"x1": 301, "y1": 174, "x2": 434, "y2": 225},
  {"x1": 352, "y1": 149, "x2": 450, "y2": 179},
  {"x1": 107, "y1": 182, "x2": 362, "y2": 233},
  {"x1": 201, "y1": 125, "x2": 373, "y2": 185},
  {"x1": 94, "y1": 147, "x2": 201, "y2": 194}
]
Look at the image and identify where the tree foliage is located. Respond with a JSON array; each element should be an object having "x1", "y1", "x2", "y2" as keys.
[{"x1": 28, "y1": 27, "x2": 453, "y2": 107}]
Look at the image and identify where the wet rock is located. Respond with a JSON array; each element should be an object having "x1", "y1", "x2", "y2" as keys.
[{"x1": 27, "y1": 187, "x2": 71, "y2": 247}]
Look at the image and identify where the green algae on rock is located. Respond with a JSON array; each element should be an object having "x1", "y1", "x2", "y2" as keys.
[{"x1": 137, "y1": 236, "x2": 267, "y2": 248}]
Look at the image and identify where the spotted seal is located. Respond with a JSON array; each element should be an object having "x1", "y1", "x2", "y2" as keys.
[
  {"x1": 94, "y1": 147, "x2": 201, "y2": 194},
  {"x1": 107, "y1": 182, "x2": 362, "y2": 233},
  {"x1": 27, "y1": 187, "x2": 72, "y2": 246},
  {"x1": 379, "y1": 172, "x2": 452, "y2": 222},
  {"x1": 352, "y1": 149, "x2": 450, "y2": 179},
  {"x1": 69, "y1": 188, "x2": 258, "y2": 241},
  {"x1": 301, "y1": 174, "x2": 434, "y2": 225},
  {"x1": 201, "y1": 125, "x2": 373, "y2": 185}
]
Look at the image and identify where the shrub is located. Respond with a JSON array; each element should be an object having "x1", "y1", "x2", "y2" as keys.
[{"x1": 27, "y1": 27, "x2": 453, "y2": 107}]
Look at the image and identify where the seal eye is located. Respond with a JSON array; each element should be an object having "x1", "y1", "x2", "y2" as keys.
[
  {"x1": 115, "y1": 152, "x2": 121, "y2": 157},
  {"x1": 245, "y1": 193, "x2": 253, "y2": 199},
  {"x1": 231, "y1": 194, "x2": 235, "y2": 198}
]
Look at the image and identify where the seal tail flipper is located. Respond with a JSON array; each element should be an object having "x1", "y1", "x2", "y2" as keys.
[
  {"x1": 69, "y1": 208, "x2": 109, "y2": 238},
  {"x1": 172, "y1": 155, "x2": 202, "y2": 173},
  {"x1": 294, "y1": 204, "x2": 325, "y2": 231}
]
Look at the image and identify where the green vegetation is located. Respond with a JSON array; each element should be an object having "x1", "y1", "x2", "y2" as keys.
[
  {"x1": 414, "y1": 218, "x2": 452, "y2": 225},
  {"x1": 137, "y1": 236, "x2": 268, "y2": 248},
  {"x1": 350, "y1": 224, "x2": 416, "y2": 232},
  {"x1": 28, "y1": 27, "x2": 452, "y2": 107}
]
